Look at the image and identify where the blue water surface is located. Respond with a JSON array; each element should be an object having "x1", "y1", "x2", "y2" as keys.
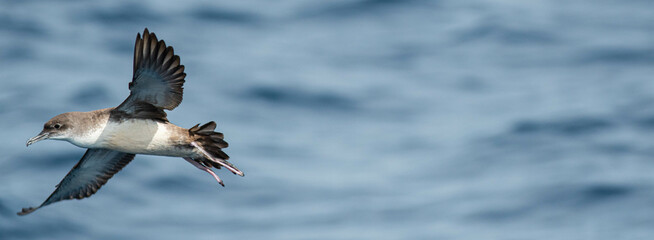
[{"x1": 1, "y1": 0, "x2": 654, "y2": 239}]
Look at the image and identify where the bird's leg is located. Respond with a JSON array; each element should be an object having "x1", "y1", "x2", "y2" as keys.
[
  {"x1": 190, "y1": 142, "x2": 244, "y2": 176},
  {"x1": 183, "y1": 157, "x2": 224, "y2": 187}
]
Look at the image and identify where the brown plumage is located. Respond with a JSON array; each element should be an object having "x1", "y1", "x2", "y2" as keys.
[
  {"x1": 20, "y1": 28, "x2": 243, "y2": 216},
  {"x1": 189, "y1": 121, "x2": 234, "y2": 170}
]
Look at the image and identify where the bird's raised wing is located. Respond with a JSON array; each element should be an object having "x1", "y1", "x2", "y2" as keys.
[
  {"x1": 18, "y1": 149, "x2": 135, "y2": 215},
  {"x1": 113, "y1": 28, "x2": 186, "y2": 121}
]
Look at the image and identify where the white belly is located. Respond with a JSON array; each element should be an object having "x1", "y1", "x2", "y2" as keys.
[{"x1": 71, "y1": 119, "x2": 189, "y2": 156}]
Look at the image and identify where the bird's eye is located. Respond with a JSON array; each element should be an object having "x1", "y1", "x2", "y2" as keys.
[{"x1": 54, "y1": 124, "x2": 61, "y2": 129}]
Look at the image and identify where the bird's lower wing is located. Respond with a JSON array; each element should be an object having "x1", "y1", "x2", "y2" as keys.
[{"x1": 18, "y1": 149, "x2": 135, "y2": 216}]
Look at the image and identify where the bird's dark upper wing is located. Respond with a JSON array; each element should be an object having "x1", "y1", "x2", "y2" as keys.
[
  {"x1": 113, "y1": 28, "x2": 186, "y2": 121},
  {"x1": 18, "y1": 149, "x2": 135, "y2": 215}
]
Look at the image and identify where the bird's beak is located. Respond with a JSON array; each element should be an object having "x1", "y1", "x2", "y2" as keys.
[{"x1": 26, "y1": 132, "x2": 49, "y2": 147}]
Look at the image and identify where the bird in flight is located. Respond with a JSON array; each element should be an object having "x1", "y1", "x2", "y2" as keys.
[{"x1": 19, "y1": 28, "x2": 243, "y2": 216}]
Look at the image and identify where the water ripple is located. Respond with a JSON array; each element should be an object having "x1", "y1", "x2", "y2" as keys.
[
  {"x1": 512, "y1": 117, "x2": 613, "y2": 136},
  {"x1": 243, "y1": 86, "x2": 357, "y2": 111}
]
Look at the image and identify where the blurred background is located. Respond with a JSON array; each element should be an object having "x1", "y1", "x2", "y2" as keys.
[{"x1": 1, "y1": 0, "x2": 653, "y2": 239}]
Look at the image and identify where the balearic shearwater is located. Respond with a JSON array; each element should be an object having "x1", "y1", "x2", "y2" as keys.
[{"x1": 19, "y1": 28, "x2": 243, "y2": 216}]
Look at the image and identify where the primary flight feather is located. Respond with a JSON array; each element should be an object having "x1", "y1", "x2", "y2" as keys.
[{"x1": 20, "y1": 28, "x2": 243, "y2": 216}]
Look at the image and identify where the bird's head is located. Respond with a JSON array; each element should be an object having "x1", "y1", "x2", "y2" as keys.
[{"x1": 27, "y1": 113, "x2": 77, "y2": 146}]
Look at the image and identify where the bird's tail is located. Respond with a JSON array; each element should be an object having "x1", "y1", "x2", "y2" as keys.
[{"x1": 188, "y1": 121, "x2": 244, "y2": 176}]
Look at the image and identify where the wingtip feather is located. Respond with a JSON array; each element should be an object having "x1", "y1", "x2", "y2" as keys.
[
  {"x1": 17, "y1": 206, "x2": 38, "y2": 216},
  {"x1": 124, "y1": 28, "x2": 187, "y2": 112}
]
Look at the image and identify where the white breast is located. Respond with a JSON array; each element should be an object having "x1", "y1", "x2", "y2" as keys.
[
  {"x1": 67, "y1": 119, "x2": 109, "y2": 148},
  {"x1": 71, "y1": 119, "x2": 181, "y2": 155}
]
